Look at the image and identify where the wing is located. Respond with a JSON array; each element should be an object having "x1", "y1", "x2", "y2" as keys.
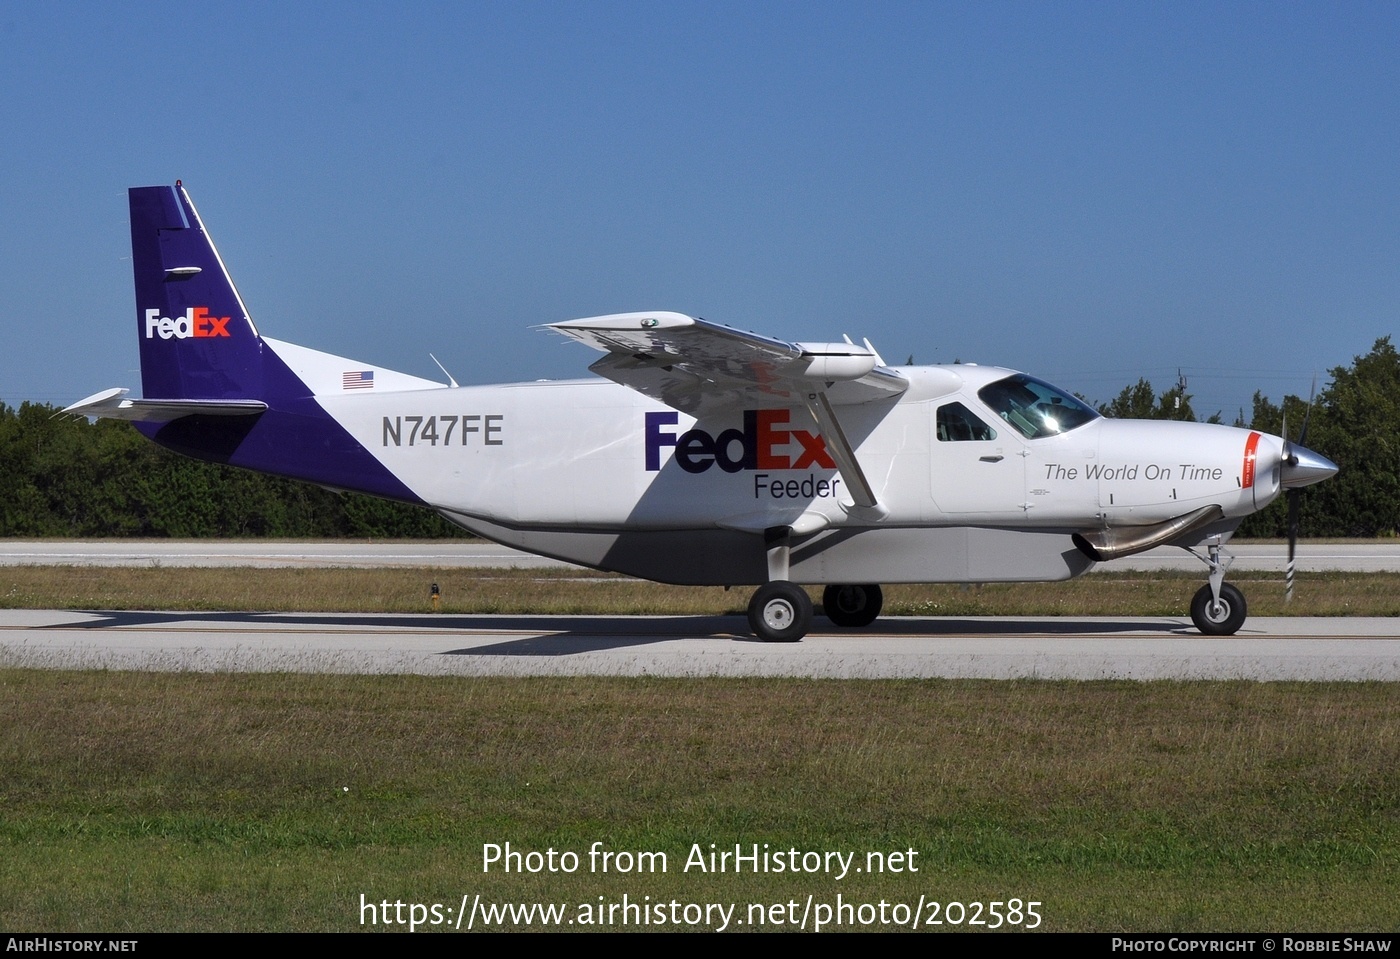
[
  {"x1": 550, "y1": 312, "x2": 909, "y2": 516},
  {"x1": 549, "y1": 312, "x2": 908, "y2": 416}
]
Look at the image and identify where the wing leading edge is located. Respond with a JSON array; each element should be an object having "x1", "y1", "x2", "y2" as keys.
[{"x1": 550, "y1": 312, "x2": 908, "y2": 516}]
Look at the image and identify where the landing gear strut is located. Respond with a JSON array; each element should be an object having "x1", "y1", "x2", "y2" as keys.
[
  {"x1": 746, "y1": 527, "x2": 887, "y2": 642},
  {"x1": 1187, "y1": 538, "x2": 1247, "y2": 635},
  {"x1": 746, "y1": 525, "x2": 813, "y2": 642}
]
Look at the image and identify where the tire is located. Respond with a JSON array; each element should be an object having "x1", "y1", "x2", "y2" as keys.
[
  {"x1": 822, "y1": 584, "x2": 884, "y2": 628},
  {"x1": 1190, "y1": 583, "x2": 1247, "y2": 636},
  {"x1": 747, "y1": 582, "x2": 812, "y2": 643}
]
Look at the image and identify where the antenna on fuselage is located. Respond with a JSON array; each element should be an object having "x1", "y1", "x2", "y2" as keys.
[{"x1": 429, "y1": 353, "x2": 459, "y2": 388}]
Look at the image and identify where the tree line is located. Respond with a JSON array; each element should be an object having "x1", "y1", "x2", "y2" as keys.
[
  {"x1": 3, "y1": 337, "x2": 1395, "y2": 538},
  {"x1": 0, "y1": 403, "x2": 466, "y2": 538}
]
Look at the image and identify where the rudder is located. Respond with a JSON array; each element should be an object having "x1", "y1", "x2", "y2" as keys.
[{"x1": 130, "y1": 183, "x2": 263, "y2": 401}]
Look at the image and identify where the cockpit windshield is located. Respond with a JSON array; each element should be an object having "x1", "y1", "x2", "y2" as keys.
[{"x1": 977, "y1": 374, "x2": 1099, "y2": 439}]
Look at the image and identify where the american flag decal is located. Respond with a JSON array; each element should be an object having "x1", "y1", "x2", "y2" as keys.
[{"x1": 343, "y1": 370, "x2": 375, "y2": 390}]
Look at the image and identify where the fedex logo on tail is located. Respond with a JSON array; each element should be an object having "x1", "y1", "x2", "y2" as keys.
[
  {"x1": 144, "y1": 307, "x2": 232, "y2": 340},
  {"x1": 645, "y1": 410, "x2": 837, "y2": 473}
]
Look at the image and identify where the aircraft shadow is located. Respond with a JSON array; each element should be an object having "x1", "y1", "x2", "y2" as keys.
[{"x1": 49, "y1": 609, "x2": 1191, "y2": 657}]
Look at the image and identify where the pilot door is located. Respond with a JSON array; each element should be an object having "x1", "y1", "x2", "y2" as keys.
[{"x1": 928, "y1": 400, "x2": 1027, "y2": 516}]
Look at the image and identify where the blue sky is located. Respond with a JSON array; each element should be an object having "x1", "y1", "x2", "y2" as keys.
[{"x1": 2, "y1": 2, "x2": 1397, "y2": 420}]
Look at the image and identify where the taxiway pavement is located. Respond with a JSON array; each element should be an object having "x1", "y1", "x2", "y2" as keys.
[
  {"x1": 3, "y1": 540, "x2": 1395, "y2": 679},
  {"x1": 2, "y1": 539, "x2": 1400, "y2": 571},
  {"x1": 2, "y1": 609, "x2": 1397, "y2": 680}
]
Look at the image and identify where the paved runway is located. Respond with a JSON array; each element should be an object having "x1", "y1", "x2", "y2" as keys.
[
  {"x1": 2, "y1": 541, "x2": 1395, "y2": 679},
  {"x1": 0, "y1": 540, "x2": 567, "y2": 569},
  {"x1": 2, "y1": 539, "x2": 1400, "y2": 571},
  {"x1": 2, "y1": 609, "x2": 1397, "y2": 680}
]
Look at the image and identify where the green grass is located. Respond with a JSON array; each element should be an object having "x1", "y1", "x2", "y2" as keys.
[
  {"x1": 2, "y1": 564, "x2": 1400, "y2": 617},
  {"x1": 2, "y1": 562, "x2": 1396, "y2": 931},
  {"x1": 2, "y1": 672, "x2": 1398, "y2": 931}
]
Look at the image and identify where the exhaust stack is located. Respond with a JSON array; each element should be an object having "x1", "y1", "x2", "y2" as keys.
[{"x1": 1073, "y1": 505, "x2": 1225, "y2": 562}]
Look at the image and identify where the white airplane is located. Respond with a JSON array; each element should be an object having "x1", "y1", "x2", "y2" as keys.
[{"x1": 67, "y1": 182, "x2": 1338, "y2": 641}]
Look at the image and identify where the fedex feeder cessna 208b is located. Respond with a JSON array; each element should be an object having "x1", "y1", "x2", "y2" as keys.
[{"x1": 67, "y1": 183, "x2": 1339, "y2": 642}]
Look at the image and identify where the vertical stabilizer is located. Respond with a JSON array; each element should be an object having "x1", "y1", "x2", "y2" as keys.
[
  {"x1": 130, "y1": 183, "x2": 264, "y2": 400},
  {"x1": 116, "y1": 183, "x2": 424, "y2": 503}
]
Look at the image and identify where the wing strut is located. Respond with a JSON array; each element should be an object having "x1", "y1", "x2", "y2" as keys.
[{"x1": 802, "y1": 390, "x2": 888, "y2": 520}]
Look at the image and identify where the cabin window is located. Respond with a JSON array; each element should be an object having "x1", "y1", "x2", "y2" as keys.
[
  {"x1": 936, "y1": 402, "x2": 997, "y2": 441},
  {"x1": 977, "y1": 374, "x2": 1099, "y2": 439}
]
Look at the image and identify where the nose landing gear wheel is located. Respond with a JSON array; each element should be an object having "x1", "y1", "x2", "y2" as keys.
[
  {"x1": 822, "y1": 584, "x2": 884, "y2": 628},
  {"x1": 747, "y1": 582, "x2": 812, "y2": 642},
  {"x1": 1190, "y1": 583, "x2": 1247, "y2": 636}
]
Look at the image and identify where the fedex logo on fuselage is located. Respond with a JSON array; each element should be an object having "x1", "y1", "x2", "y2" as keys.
[
  {"x1": 645, "y1": 410, "x2": 836, "y2": 473},
  {"x1": 144, "y1": 307, "x2": 232, "y2": 340}
]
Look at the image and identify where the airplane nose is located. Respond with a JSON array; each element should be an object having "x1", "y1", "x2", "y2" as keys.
[{"x1": 1281, "y1": 443, "x2": 1338, "y2": 489}]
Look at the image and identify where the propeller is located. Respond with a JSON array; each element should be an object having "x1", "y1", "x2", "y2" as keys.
[{"x1": 1281, "y1": 378, "x2": 1323, "y2": 602}]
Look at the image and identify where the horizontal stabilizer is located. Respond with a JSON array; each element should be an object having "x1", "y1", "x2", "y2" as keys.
[{"x1": 62, "y1": 388, "x2": 267, "y2": 422}]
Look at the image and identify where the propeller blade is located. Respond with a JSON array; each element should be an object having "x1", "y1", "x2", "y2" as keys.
[
  {"x1": 1285, "y1": 489, "x2": 1300, "y2": 603},
  {"x1": 1298, "y1": 374, "x2": 1317, "y2": 449},
  {"x1": 1284, "y1": 376, "x2": 1317, "y2": 604}
]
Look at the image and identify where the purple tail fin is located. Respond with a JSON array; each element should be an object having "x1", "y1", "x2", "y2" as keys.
[
  {"x1": 123, "y1": 183, "x2": 424, "y2": 504},
  {"x1": 130, "y1": 183, "x2": 264, "y2": 400}
]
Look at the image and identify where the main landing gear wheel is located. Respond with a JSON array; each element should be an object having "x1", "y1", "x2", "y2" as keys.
[
  {"x1": 747, "y1": 582, "x2": 812, "y2": 643},
  {"x1": 1190, "y1": 583, "x2": 1247, "y2": 636},
  {"x1": 822, "y1": 584, "x2": 884, "y2": 628}
]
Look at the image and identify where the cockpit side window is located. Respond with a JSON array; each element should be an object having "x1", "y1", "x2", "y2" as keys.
[
  {"x1": 977, "y1": 374, "x2": 1099, "y2": 439},
  {"x1": 936, "y1": 402, "x2": 997, "y2": 442}
]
